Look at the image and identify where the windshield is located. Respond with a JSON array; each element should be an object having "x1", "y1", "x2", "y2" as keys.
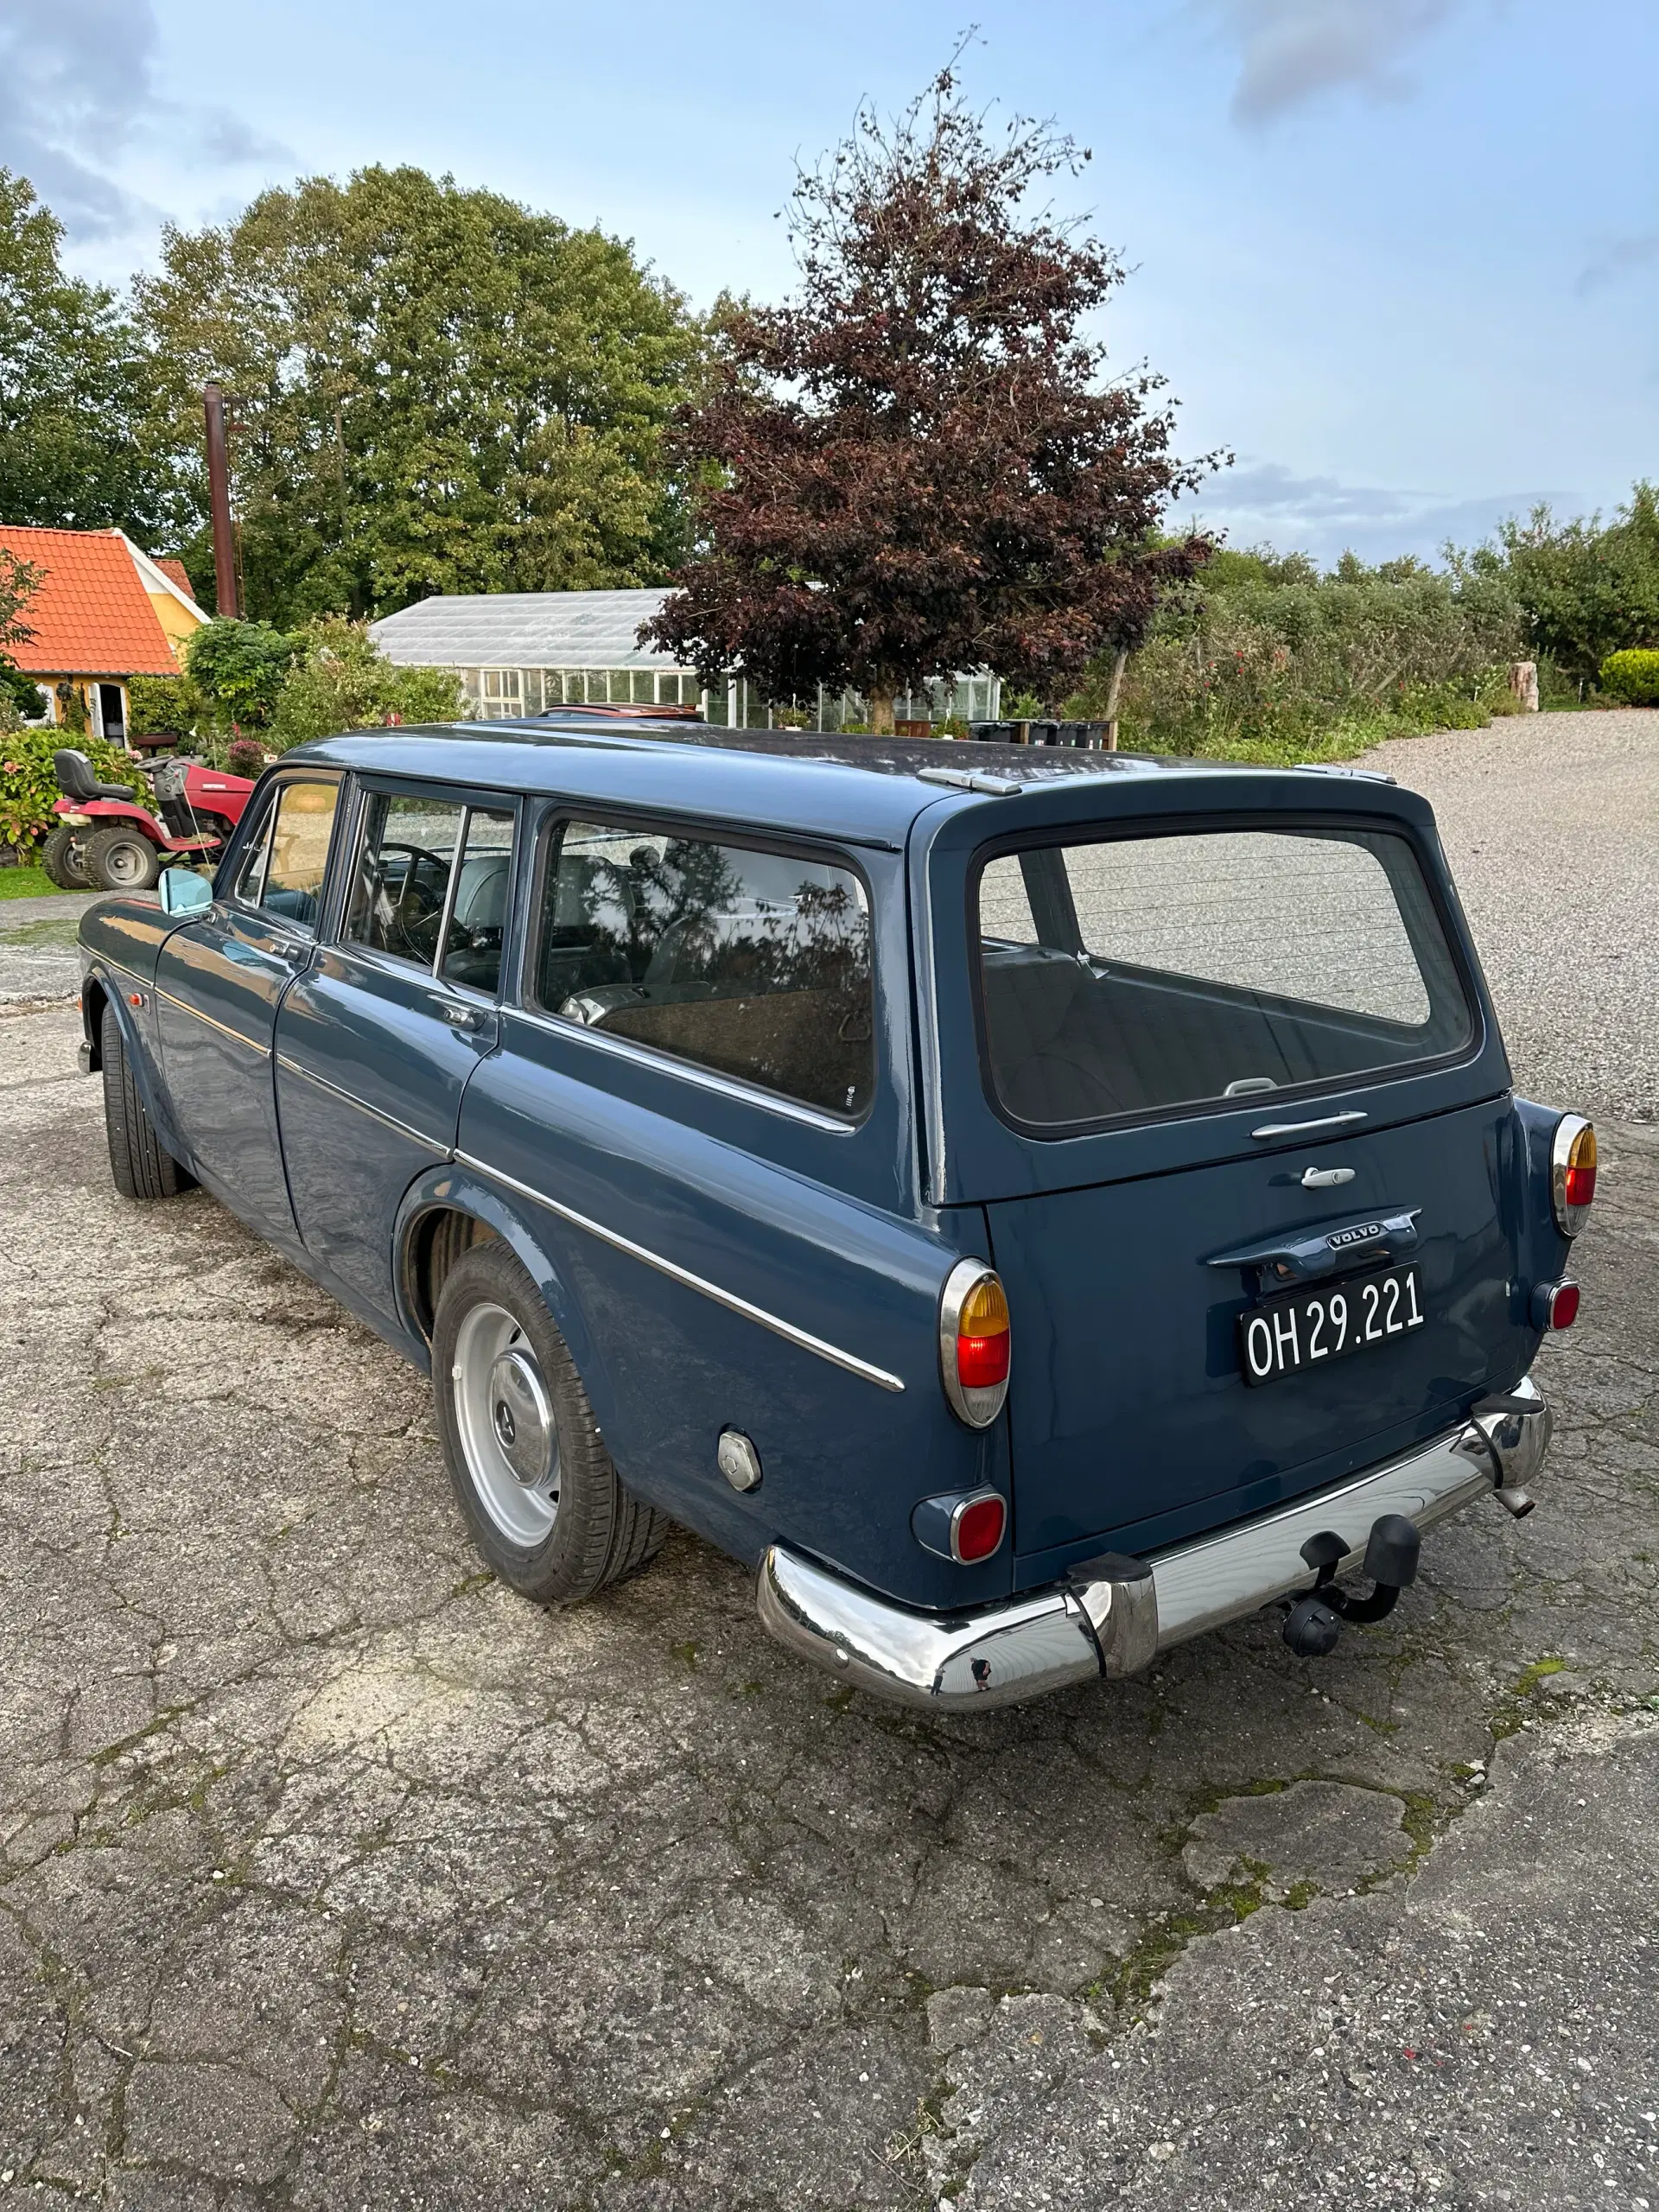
[{"x1": 975, "y1": 823, "x2": 1473, "y2": 1131}]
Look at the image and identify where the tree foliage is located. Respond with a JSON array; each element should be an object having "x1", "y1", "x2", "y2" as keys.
[
  {"x1": 0, "y1": 172, "x2": 178, "y2": 540},
  {"x1": 137, "y1": 166, "x2": 701, "y2": 623},
  {"x1": 268, "y1": 619, "x2": 466, "y2": 749},
  {"x1": 183, "y1": 619, "x2": 301, "y2": 732},
  {"x1": 1457, "y1": 482, "x2": 1659, "y2": 684},
  {"x1": 644, "y1": 67, "x2": 1213, "y2": 728}
]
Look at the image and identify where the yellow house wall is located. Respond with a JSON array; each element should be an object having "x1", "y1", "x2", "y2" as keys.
[{"x1": 147, "y1": 590, "x2": 204, "y2": 663}]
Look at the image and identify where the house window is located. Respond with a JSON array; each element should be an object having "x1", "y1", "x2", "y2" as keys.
[{"x1": 480, "y1": 670, "x2": 523, "y2": 720}]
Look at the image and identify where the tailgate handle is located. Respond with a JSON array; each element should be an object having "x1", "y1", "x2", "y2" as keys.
[{"x1": 1208, "y1": 1207, "x2": 1421, "y2": 1284}]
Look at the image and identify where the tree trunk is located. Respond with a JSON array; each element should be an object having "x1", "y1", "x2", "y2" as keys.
[
  {"x1": 868, "y1": 690, "x2": 895, "y2": 736},
  {"x1": 1101, "y1": 647, "x2": 1128, "y2": 751},
  {"x1": 1508, "y1": 660, "x2": 1540, "y2": 713}
]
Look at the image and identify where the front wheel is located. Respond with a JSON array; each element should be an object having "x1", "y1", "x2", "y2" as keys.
[
  {"x1": 99, "y1": 1001, "x2": 188, "y2": 1201},
  {"x1": 83, "y1": 824, "x2": 163, "y2": 893},
  {"x1": 432, "y1": 1241, "x2": 670, "y2": 1603},
  {"x1": 40, "y1": 825, "x2": 91, "y2": 890}
]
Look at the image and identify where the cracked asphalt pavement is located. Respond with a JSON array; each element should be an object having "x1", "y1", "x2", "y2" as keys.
[{"x1": 1, "y1": 710, "x2": 1656, "y2": 2208}]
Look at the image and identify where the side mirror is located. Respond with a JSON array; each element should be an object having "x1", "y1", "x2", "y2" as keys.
[{"x1": 159, "y1": 868, "x2": 213, "y2": 918}]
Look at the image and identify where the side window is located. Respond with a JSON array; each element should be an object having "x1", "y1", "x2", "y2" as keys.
[
  {"x1": 345, "y1": 793, "x2": 466, "y2": 969},
  {"x1": 532, "y1": 818, "x2": 874, "y2": 1117},
  {"x1": 254, "y1": 779, "x2": 340, "y2": 932},
  {"x1": 440, "y1": 807, "x2": 516, "y2": 995}
]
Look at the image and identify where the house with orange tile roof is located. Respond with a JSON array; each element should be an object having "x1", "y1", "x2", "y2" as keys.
[{"x1": 0, "y1": 525, "x2": 207, "y2": 745}]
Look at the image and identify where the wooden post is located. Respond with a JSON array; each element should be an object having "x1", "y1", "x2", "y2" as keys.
[
  {"x1": 1508, "y1": 660, "x2": 1540, "y2": 713},
  {"x1": 1102, "y1": 646, "x2": 1128, "y2": 751},
  {"x1": 204, "y1": 382, "x2": 239, "y2": 620}
]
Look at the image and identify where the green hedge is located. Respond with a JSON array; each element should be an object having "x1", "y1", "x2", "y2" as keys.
[
  {"x1": 1599, "y1": 648, "x2": 1659, "y2": 706},
  {"x1": 0, "y1": 728, "x2": 143, "y2": 855}
]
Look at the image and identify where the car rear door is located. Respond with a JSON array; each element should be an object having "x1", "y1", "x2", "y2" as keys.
[{"x1": 918, "y1": 770, "x2": 1530, "y2": 1586}]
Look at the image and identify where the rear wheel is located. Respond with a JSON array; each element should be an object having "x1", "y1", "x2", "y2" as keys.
[
  {"x1": 432, "y1": 1241, "x2": 670, "y2": 1603},
  {"x1": 40, "y1": 826, "x2": 91, "y2": 890},
  {"x1": 83, "y1": 824, "x2": 163, "y2": 893},
  {"x1": 99, "y1": 1001, "x2": 188, "y2": 1201}
]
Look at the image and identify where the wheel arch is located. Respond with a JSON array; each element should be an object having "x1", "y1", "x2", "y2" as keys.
[
  {"x1": 392, "y1": 1166, "x2": 621, "y2": 1437},
  {"x1": 84, "y1": 965, "x2": 187, "y2": 1154}
]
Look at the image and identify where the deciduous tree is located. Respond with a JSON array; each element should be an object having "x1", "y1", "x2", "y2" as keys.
[
  {"x1": 643, "y1": 67, "x2": 1215, "y2": 731},
  {"x1": 0, "y1": 172, "x2": 177, "y2": 540},
  {"x1": 138, "y1": 167, "x2": 701, "y2": 623}
]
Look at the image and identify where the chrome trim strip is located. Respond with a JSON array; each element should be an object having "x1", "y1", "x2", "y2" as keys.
[
  {"x1": 453, "y1": 1149, "x2": 906, "y2": 1393},
  {"x1": 503, "y1": 1003, "x2": 857, "y2": 1135},
  {"x1": 755, "y1": 1378, "x2": 1552, "y2": 1708},
  {"x1": 1251, "y1": 1111, "x2": 1368, "y2": 1139},
  {"x1": 275, "y1": 1053, "x2": 450, "y2": 1153},
  {"x1": 154, "y1": 986, "x2": 271, "y2": 1058}
]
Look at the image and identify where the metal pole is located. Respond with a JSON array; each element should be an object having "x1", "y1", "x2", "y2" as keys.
[{"x1": 204, "y1": 382, "x2": 239, "y2": 620}]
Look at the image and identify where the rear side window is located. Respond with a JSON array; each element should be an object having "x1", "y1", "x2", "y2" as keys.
[
  {"x1": 976, "y1": 825, "x2": 1471, "y2": 1130},
  {"x1": 533, "y1": 818, "x2": 874, "y2": 1116}
]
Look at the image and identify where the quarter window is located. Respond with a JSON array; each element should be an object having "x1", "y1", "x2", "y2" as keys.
[{"x1": 534, "y1": 819, "x2": 874, "y2": 1116}]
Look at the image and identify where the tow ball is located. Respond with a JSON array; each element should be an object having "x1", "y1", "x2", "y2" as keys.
[{"x1": 1281, "y1": 1514, "x2": 1421, "y2": 1659}]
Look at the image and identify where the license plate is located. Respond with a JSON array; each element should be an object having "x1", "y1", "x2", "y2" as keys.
[{"x1": 1238, "y1": 1262, "x2": 1426, "y2": 1388}]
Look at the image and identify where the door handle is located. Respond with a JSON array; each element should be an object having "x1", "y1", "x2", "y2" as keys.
[
  {"x1": 442, "y1": 1003, "x2": 484, "y2": 1031},
  {"x1": 275, "y1": 941, "x2": 310, "y2": 968}
]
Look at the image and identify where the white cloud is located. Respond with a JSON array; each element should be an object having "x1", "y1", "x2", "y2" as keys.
[
  {"x1": 1173, "y1": 460, "x2": 1558, "y2": 564},
  {"x1": 0, "y1": 0, "x2": 289, "y2": 238},
  {"x1": 1199, "y1": 0, "x2": 1470, "y2": 123},
  {"x1": 1577, "y1": 232, "x2": 1659, "y2": 297}
]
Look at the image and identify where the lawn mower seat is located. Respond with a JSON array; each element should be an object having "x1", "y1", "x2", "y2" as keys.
[{"x1": 54, "y1": 749, "x2": 136, "y2": 804}]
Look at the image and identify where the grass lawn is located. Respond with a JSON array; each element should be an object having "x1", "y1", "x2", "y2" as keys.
[{"x1": 0, "y1": 866, "x2": 61, "y2": 901}]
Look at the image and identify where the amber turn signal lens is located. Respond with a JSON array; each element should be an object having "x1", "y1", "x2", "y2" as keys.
[
  {"x1": 957, "y1": 1276, "x2": 1010, "y2": 1389},
  {"x1": 954, "y1": 1492, "x2": 1007, "y2": 1563}
]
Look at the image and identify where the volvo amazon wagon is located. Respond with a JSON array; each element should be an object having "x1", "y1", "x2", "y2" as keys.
[{"x1": 75, "y1": 723, "x2": 1591, "y2": 1708}]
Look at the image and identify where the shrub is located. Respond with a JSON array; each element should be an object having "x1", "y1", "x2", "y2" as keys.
[
  {"x1": 226, "y1": 736, "x2": 268, "y2": 779},
  {"x1": 0, "y1": 728, "x2": 143, "y2": 853},
  {"x1": 267, "y1": 618, "x2": 466, "y2": 749},
  {"x1": 184, "y1": 619, "x2": 301, "y2": 732},
  {"x1": 1598, "y1": 647, "x2": 1659, "y2": 706},
  {"x1": 127, "y1": 672, "x2": 201, "y2": 739}
]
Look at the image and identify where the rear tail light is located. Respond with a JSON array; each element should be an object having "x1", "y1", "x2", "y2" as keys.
[
  {"x1": 1551, "y1": 1115, "x2": 1597, "y2": 1233},
  {"x1": 1533, "y1": 1279, "x2": 1580, "y2": 1331},
  {"x1": 940, "y1": 1260, "x2": 1010, "y2": 1428}
]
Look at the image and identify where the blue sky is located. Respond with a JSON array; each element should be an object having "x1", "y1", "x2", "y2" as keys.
[{"x1": 3, "y1": 0, "x2": 1655, "y2": 566}]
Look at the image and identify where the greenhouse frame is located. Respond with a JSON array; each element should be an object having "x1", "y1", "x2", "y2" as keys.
[{"x1": 369, "y1": 588, "x2": 1000, "y2": 731}]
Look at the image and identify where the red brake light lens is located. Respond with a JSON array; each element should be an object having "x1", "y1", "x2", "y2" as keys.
[
  {"x1": 1548, "y1": 1281, "x2": 1580, "y2": 1330},
  {"x1": 954, "y1": 1492, "x2": 1007, "y2": 1563},
  {"x1": 1562, "y1": 1125, "x2": 1596, "y2": 1210},
  {"x1": 957, "y1": 1276, "x2": 1011, "y2": 1389}
]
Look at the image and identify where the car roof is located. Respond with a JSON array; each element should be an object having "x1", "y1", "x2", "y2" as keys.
[{"x1": 288, "y1": 717, "x2": 1406, "y2": 853}]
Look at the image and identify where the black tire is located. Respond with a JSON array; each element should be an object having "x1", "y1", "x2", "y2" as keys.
[
  {"x1": 40, "y1": 825, "x2": 91, "y2": 890},
  {"x1": 99, "y1": 1001, "x2": 188, "y2": 1202},
  {"x1": 83, "y1": 823, "x2": 163, "y2": 893},
  {"x1": 432, "y1": 1241, "x2": 670, "y2": 1603}
]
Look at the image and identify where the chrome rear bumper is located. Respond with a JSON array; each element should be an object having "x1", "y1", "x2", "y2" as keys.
[{"x1": 756, "y1": 1375, "x2": 1550, "y2": 1712}]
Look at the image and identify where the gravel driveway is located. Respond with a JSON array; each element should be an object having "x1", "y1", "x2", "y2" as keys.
[{"x1": 0, "y1": 711, "x2": 1654, "y2": 2208}]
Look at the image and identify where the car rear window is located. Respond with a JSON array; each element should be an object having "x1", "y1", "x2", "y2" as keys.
[
  {"x1": 533, "y1": 818, "x2": 874, "y2": 1117},
  {"x1": 976, "y1": 824, "x2": 1473, "y2": 1130}
]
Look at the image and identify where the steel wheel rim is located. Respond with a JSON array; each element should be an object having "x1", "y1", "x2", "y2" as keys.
[
  {"x1": 451, "y1": 1301, "x2": 561, "y2": 1546},
  {"x1": 103, "y1": 837, "x2": 151, "y2": 885}
]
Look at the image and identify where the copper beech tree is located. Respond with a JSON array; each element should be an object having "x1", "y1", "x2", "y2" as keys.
[{"x1": 643, "y1": 67, "x2": 1216, "y2": 732}]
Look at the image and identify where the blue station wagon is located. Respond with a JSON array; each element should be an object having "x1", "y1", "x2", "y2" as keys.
[{"x1": 76, "y1": 722, "x2": 1592, "y2": 1708}]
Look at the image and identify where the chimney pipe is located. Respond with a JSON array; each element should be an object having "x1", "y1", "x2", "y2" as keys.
[{"x1": 204, "y1": 381, "x2": 240, "y2": 620}]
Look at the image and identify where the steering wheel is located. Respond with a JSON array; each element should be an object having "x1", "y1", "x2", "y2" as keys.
[{"x1": 374, "y1": 842, "x2": 451, "y2": 962}]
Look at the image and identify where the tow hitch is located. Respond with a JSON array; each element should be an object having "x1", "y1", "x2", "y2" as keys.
[{"x1": 1281, "y1": 1513, "x2": 1421, "y2": 1658}]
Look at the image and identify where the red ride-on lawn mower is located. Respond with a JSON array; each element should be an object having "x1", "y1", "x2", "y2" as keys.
[{"x1": 43, "y1": 749, "x2": 256, "y2": 892}]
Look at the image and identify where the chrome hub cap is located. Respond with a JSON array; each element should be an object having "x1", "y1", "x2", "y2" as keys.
[{"x1": 452, "y1": 1303, "x2": 560, "y2": 1546}]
